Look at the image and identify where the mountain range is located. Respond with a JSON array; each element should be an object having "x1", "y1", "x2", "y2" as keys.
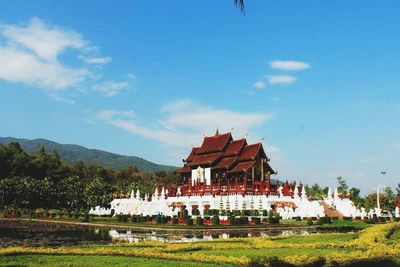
[{"x1": 0, "y1": 137, "x2": 177, "y2": 173}]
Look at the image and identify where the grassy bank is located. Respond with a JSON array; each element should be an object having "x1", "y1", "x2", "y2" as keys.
[
  {"x1": 0, "y1": 223, "x2": 399, "y2": 266},
  {"x1": 0, "y1": 255, "x2": 232, "y2": 267}
]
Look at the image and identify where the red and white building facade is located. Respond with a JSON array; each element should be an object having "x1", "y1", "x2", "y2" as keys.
[
  {"x1": 174, "y1": 131, "x2": 300, "y2": 197},
  {"x1": 94, "y1": 132, "x2": 373, "y2": 219}
]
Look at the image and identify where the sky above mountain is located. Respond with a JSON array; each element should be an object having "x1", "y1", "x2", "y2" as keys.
[{"x1": 0, "y1": 1, "x2": 399, "y2": 193}]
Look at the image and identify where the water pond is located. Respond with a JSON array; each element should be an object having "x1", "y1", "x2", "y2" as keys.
[{"x1": 0, "y1": 220, "x2": 353, "y2": 247}]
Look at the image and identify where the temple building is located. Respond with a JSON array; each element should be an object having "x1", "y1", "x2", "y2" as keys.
[
  {"x1": 174, "y1": 131, "x2": 300, "y2": 197},
  {"x1": 92, "y1": 132, "x2": 369, "y2": 221}
]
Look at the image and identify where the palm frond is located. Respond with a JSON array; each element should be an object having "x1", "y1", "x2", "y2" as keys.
[{"x1": 233, "y1": 0, "x2": 245, "y2": 15}]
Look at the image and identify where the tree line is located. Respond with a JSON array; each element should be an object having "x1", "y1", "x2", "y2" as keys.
[{"x1": 0, "y1": 142, "x2": 178, "y2": 215}]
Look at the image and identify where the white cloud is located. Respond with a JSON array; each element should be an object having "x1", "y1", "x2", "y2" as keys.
[
  {"x1": 253, "y1": 81, "x2": 265, "y2": 89},
  {"x1": 0, "y1": 46, "x2": 88, "y2": 90},
  {"x1": 94, "y1": 100, "x2": 274, "y2": 163},
  {"x1": 267, "y1": 75, "x2": 297, "y2": 85},
  {"x1": 1, "y1": 17, "x2": 86, "y2": 63},
  {"x1": 92, "y1": 80, "x2": 130, "y2": 97},
  {"x1": 48, "y1": 93, "x2": 76, "y2": 105},
  {"x1": 97, "y1": 110, "x2": 135, "y2": 120},
  {"x1": 270, "y1": 60, "x2": 310, "y2": 71},
  {"x1": 83, "y1": 56, "x2": 112, "y2": 65},
  {"x1": 0, "y1": 17, "x2": 129, "y2": 99}
]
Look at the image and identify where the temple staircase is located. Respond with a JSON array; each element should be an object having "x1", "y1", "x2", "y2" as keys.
[{"x1": 319, "y1": 201, "x2": 343, "y2": 219}]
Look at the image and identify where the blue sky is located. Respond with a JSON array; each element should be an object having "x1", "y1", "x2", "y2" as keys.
[{"x1": 0, "y1": 1, "x2": 399, "y2": 193}]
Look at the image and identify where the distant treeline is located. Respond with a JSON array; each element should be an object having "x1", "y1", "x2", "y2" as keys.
[{"x1": 0, "y1": 142, "x2": 179, "y2": 214}]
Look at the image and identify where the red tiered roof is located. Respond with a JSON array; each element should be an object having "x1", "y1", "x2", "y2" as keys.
[
  {"x1": 180, "y1": 132, "x2": 274, "y2": 174},
  {"x1": 186, "y1": 152, "x2": 223, "y2": 167},
  {"x1": 223, "y1": 138, "x2": 247, "y2": 156},
  {"x1": 177, "y1": 165, "x2": 191, "y2": 173},
  {"x1": 238, "y1": 143, "x2": 266, "y2": 162},
  {"x1": 196, "y1": 132, "x2": 232, "y2": 154},
  {"x1": 214, "y1": 156, "x2": 238, "y2": 170},
  {"x1": 229, "y1": 161, "x2": 255, "y2": 173},
  {"x1": 185, "y1": 147, "x2": 200, "y2": 163}
]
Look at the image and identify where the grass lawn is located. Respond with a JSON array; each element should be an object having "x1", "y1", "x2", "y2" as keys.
[
  {"x1": 0, "y1": 255, "x2": 231, "y2": 267},
  {"x1": 390, "y1": 227, "x2": 400, "y2": 240}
]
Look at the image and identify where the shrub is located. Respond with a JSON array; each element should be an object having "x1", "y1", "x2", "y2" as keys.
[
  {"x1": 120, "y1": 214, "x2": 128, "y2": 222},
  {"x1": 262, "y1": 210, "x2": 268, "y2": 216},
  {"x1": 253, "y1": 217, "x2": 261, "y2": 225},
  {"x1": 2, "y1": 210, "x2": 9, "y2": 218},
  {"x1": 131, "y1": 215, "x2": 138, "y2": 223},
  {"x1": 49, "y1": 209, "x2": 58, "y2": 218},
  {"x1": 15, "y1": 209, "x2": 22, "y2": 217},
  {"x1": 268, "y1": 212, "x2": 280, "y2": 224},
  {"x1": 212, "y1": 215, "x2": 219, "y2": 225},
  {"x1": 186, "y1": 218, "x2": 193, "y2": 226},
  {"x1": 140, "y1": 215, "x2": 148, "y2": 223},
  {"x1": 73, "y1": 210, "x2": 80, "y2": 219},
  {"x1": 196, "y1": 217, "x2": 204, "y2": 225},
  {"x1": 229, "y1": 216, "x2": 235, "y2": 225},
  {"x1": 181, "y1": 209, "x2": 189, "y2": 218},
  {"x1": 378, "y1": 217, "x2": 387, "y2": 223},
  {"x1": 210, "y1": 209, "x2": 219, "y2": 216},
  {"x1": 172, "y1": 217, "x2": 178, "y2": 224},
  {"x1": 316, "y1": 216, "x2": 331, "y2": 225},
  {"x1": 34, "y1": 208, "x2": 46, "y2": 217},
  {"x1": 29, "y1": 210, "x2": 35, "y2": 219},
  {"x1": 295, "y1": 216, "x2": 302, "y2": 221},
  {"x1": 307, "y1": 219, "x2": 314, "y2": 226},
  {"x1": 82, "y1": 213, "x2": 90, "y2": 222},
  {"x1": 192, "y1": 209, "x2": 200, "y2": 216}
]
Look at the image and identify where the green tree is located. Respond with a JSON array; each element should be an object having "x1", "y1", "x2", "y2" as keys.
[
  {"x1": 349, "y1": 187, "x2": 364, "y2": 207},
  {"x1": 337, "y1": 176, "x2": 348, "y2": 195},
  {"x1": 305, "y1": 183, "x2": 327, "y2": 200},
  {"x1": 59, "y1": 176, "x2": 84, "y2": 214},
  {"x1": 83, "y1": 177, "x2": 113, "y2": 212},
  {"x1": 382, "y1": 186, "x2": 396, "y2": 211}
]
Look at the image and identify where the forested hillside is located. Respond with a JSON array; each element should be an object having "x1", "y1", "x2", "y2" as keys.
[
  {"x1": 0, "y1": 137, "x2": 176, "y2": 172},
  {"x1": 0, "y1": 142, "x2": 179, "y2": 215}
]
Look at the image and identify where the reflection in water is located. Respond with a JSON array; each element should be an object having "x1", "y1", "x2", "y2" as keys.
[
  {"x1": 107, "y1": 228, "x2": 314, "y2": 243},
  {"x1": 0, "y1": 220, "x2": 346, "y2": 247}
]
